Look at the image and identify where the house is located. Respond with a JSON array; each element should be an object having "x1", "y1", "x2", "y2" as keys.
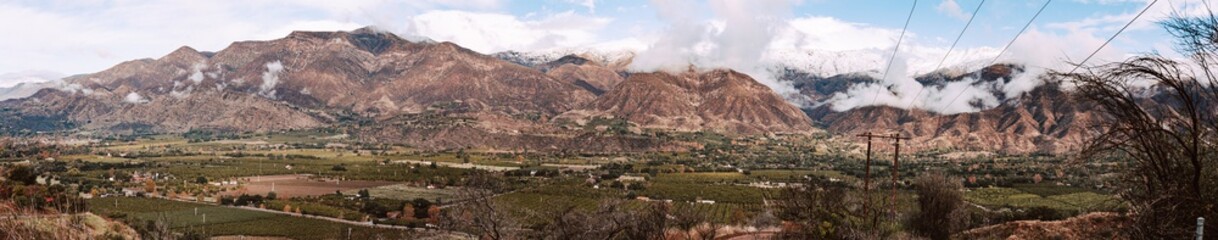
[
  {"x1": 35, "y1": 175, "x2": 60, "y2": 185},
  {"x1": 121, "y1": 188, "x2": 144, "y2": 197},
  {"x1": 130, "y1": 172, "x2": 147, "y2": 182},
  {"x1": 696, "y1": 200, "x2": 716, "y2": 204}
]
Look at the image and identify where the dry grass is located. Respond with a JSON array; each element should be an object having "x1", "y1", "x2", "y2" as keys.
[
  {"x1": 957, "y1": 212, "x2": 1130, "y2": 240},
  {"x1": 0, "y1": 206, "x2": 140, "y2": 240}
]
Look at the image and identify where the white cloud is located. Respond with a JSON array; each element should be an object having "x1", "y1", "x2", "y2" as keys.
[
  {"x1": 254, "y1": 20, "x2": 367, "y2": 41},
  {"x1": 783, "y1": 19, "x2": 1127, "y2": 113},
  {"x1": 631, "y1": 0, "x2": 801, "y2": 95},
  {"x1": 825, "y1": 54, "x2": 1009, "y2": 115},
  {"x1": 407, "y1": 10, "x2": 612, "y2": 53},
  {"x1": 810, "y1": 25, "x2": 1115, "y2": 114},
  {"x1": 937, "y1": 0, "x2": 970, "y2": 21},
  {"x1": 1049, "y1": 0, "x2": 1203, "y2": 37},
  {"x1": 568, "y1": 0, "x2": 597, "y2": 13},
  {"x1": 124, "y1": 92, "x2": 148, "y2": 104},
  {"x1": 774, "y1": 17, "x2": 905, "y2": 52},
  {"x1": 0, "y1": 70, "x2": 63, "y2": 88},
  {"x1": 0, "y1": 1, "x2": 506, "y2": 76},
  {"x1": 1002, "y1": 27, "x2": 1117, "y2": 72},
  {"x1": 260, "y1": 61, "x2": 284, "y2": 98},
  {"x1": 188, "y1": 63, "x2": 205, "y2": 84},
  {"x1": 0, "y1": 0, "x2": 1176, "y2": 116}
]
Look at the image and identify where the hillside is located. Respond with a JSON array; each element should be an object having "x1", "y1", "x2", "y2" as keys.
[{"x1": 564, "y1": 69, "x2": 815, "y2": 135}]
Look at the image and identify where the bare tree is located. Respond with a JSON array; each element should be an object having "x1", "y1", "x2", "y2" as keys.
[
  {"x1": 908, "y1": 173, "x2": 967, "y2": 240},
  {"x1": 441, "y1": 172, "x2": 515, "y2": 240},
  {"x1": 536, "y1": 199, "x2": 670, "y2": 240},
  {"x1": 1054, "y1": 14, "x2": 1217, "y2": 239},
  {"x1": 668, "y1": 203, "x2": 723, "y2": 240},
  {"x1": 769, "y1": 178, "x2": 875, "y2": 240}
]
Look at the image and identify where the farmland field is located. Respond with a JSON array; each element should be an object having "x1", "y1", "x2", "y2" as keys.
[
  {"x1": 86, "y1": 197, "x2": 425, "y2": 239},
  {"x1": 223, "y1": 174, "x2": 397, "y2": 198},
  {"x1": 641, "y1": 172, "x2": 779, "y2": 204}
]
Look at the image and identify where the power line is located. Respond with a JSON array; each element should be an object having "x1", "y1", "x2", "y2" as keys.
[
  {"x1": 869, "y1": 0, "x2": 919, "y2": 106},
  {"x1": 916, "y1": 0, "x2": 1155, "y2": 144},
  {"x1": 985, "y1": 0, "x2": 1052, "y2": 67},
  {"x1": 934, "y1": 0, "x2": 1053, "y2": 115},
  {"x1": 903, "y1": 0, "x2": 987, "y2": 111},
  {"x1": 1065, "y1": 0, "x2": 1160, "y2": 75}
]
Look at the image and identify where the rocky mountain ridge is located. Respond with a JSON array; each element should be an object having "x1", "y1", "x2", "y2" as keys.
[{"x1": 787, "y1": 65, "x2": 1100, "y2": 154}]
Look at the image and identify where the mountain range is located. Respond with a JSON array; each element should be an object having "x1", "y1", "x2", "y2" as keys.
[
  {"x1": 0, "y1": 27, "x2": 813, "y2": 152},
  {"x1": 0, "y1": 27, "x2": 1111, "y2": 154},
  {"x1": 789, "y1": 64, "x2": 1100, "y2": 154}
]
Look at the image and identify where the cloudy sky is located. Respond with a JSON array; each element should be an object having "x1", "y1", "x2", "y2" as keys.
[{"x1": 0, "y1": 0, "x2": 1205, "y2": 88}]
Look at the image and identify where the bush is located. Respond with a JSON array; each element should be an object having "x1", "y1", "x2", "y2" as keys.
[
  {"x1": 909, "y1": 173, "x2": 966, "y2": 240},
  {"x1": 234, "y1": 194, "x2": 264, "y2": 206}
]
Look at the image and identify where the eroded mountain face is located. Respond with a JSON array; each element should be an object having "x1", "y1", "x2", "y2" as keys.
[
  {"x1": 0, "y1": 28, "x2": 816, "y2": 151},
  {"x1": 788, "y1": 64, "x2": 1102, "y2": 154},
  {"x1": 560, "y1": 69, "x2": 814, "y2": 135}
]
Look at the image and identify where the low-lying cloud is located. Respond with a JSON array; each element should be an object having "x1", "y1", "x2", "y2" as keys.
[
  {"x1": 406, "y1": 10, "x2": 612, "y2": 53},
  {"x1": 124, "y1": 92, "x2": 148, "y2": 104},
  {"x1": 630, "y1": 0, "x2": 800, "y2": 95},
  {"x1": 260, "y1": 61, "x2": 284, "y2": 98},
  {"x1": 824, "y1": 54, "x2": 1014, "y2": 115},
  {"x1": 812, "y1": 24, "x2": 1126, "y2": 114}
]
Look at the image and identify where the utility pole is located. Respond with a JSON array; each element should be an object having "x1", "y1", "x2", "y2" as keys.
[
  {"x1": 856, "y1": 132, "x2": 910, "y2": 221},
  {"x1": 855, "y1": 132, "x2": 875, "y2": 226},
  {"x1": 889, "y1": 133, "x2": 908, "y2": 218}
]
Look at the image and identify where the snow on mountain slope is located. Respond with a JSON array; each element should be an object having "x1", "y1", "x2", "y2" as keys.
[
  {"x1": 494, "y1": 48, "x2": 636, "y2": 68},
  {"x1": 762, "y1": 46, "x2": 1000, "y2": 78},
  {"x1": 499, "y1": 46, "x2": 1010, "y2": 113}
]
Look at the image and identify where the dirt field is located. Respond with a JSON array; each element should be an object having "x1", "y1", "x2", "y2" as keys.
[{"x1": 223, "y1": 174, "x2": 397, "y2": 198}]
